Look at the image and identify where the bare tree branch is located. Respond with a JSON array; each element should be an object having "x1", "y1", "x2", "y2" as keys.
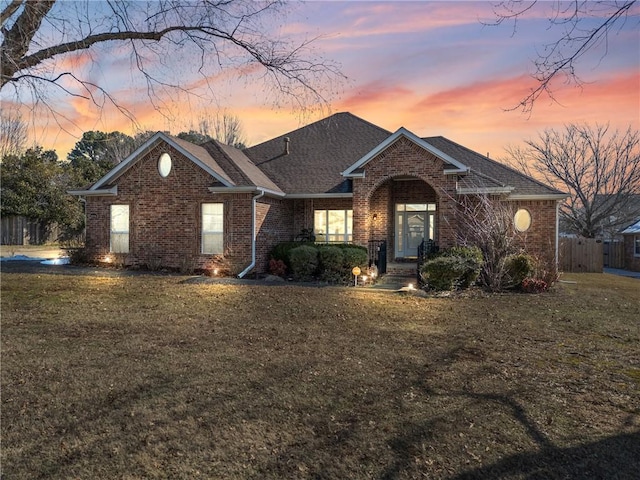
[
  {"x1": 503, "y1": 124, "x2": 640, "y2": 237},
  {"x1": 486, "y1": 1, "x2": 638, "y2": 113},
  {"x1": 1, "y1": 0, "x2": 344, "y2": 129}
]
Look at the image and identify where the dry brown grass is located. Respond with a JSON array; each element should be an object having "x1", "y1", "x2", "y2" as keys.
[{"x1": 1, "y1": 272, "x2": 639, "y2": 479}]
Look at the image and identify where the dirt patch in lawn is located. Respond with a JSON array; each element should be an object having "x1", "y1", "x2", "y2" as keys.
[{"x1": 1, "y1": 273, "x2": 638, "y2": 479}]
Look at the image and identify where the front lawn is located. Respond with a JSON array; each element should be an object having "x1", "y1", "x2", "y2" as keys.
[{"x1": 1, "y1": 273, "x2": 638, "y2": 479}]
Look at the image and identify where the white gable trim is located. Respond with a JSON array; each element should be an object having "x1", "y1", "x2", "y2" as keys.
[
  {"x1": 457, "y1": 186, "x2": 514, "y2": 195},
  {"x1": 208, "y1": 186, "x2": 285, "y2": 198},
  {"x1": 342, "y1": 127, "x2": 468, "y2": 177},
  {"x1": 68, "y1": 186, "x2": 118, "y2": 196},
  {"x1": 91, "y1": 132, "x2": 233, "y2": 190}
]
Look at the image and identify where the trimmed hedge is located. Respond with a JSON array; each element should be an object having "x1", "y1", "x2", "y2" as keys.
[
  {"x1": 289, "y1": 245, "x2": 319, "y2": 280},
  {"x1": 269, "y1": 242, "x2": 368, "y2": 283},
  {"x1": 420, "y1": 245, "x2": 483, "y2": 291},
  {"x1": 318, "y1": 245, "x2": 344, "y2": 282}
]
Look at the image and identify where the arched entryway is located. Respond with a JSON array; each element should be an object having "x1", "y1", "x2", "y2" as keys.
[{"x1": 368, "y1": 175, "x2": 439, "y2": 261}]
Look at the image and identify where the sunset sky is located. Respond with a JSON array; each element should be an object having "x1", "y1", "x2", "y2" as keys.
[{"x1": 3, "y1": 0, "x2": 639, "y2": 161}]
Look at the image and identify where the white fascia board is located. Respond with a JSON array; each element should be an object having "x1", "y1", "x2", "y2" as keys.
[
  {"x1": 342, "y1": 127, "x2": 469, "y2": 177},
  {"x1": 285, "y1": 193, "x2": 353, "y2": 199},
  {"x1": 208, "y1": 186, "x2": 285, "y2": 198},
  {"x1": 507, "y1": 193, "x2": 569, "y2": 201},
  {"x1": 93, "y1": 132, "x2": 233, "y2": 190},
  {"x1": 68, "y1": 186, "x2": 118, "y2": 196},
  {"x1": 457, "y1": 186, "x2": 514, "y2": 195}
]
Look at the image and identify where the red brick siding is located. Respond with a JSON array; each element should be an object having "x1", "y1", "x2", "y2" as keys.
[
  {"x1": 509, "y1": 200, "x2": 559, "y2": 262},
  {"x1": 255, "y1": 197, "x2": 294, "y2": 273},
  {"x1": 84, "y1": 142, "x2": 253, "y2": 273}
]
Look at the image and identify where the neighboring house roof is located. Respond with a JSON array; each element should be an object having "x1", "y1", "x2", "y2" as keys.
[
  {"x1": 244, "y1": 112, "x2": 391, "y2": 195},
  {"x1": 621, "y1": 219, "x2": 640, "y2": 234}
]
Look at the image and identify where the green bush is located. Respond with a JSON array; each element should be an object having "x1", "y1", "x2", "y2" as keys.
[
  {"x1": 270, "y1": 241, "x2": 313, "y2": 271},
  {"x1": 437, "y1": 246, "x2": 483, "y2": 288},
  {"x1": 318, "y1": 245, "x2": 344, "y2": 282},
  {"x1": 420, "y1": 256, "x2": 468, "y2": 291},
  {"x1": 420, "y1": 245, "x2": 483, "y2": 291},
  {"x1": 505, "y1": 253, "x2": 535, "y2": 288},
  {"x1": 289, "y1": 245, "x2": 319, "y2": 280},
  {"x1": 341, "y1": 246, "x2": 368, "y2": 270}
]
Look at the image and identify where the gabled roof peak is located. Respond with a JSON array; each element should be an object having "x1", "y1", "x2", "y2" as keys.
[{"x1": 342, "y1": 127, "x2": 469, "y2": 177}]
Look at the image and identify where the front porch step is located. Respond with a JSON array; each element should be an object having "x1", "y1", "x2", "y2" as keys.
[{"x1": 385, "y1": 262, "x2": 418, "y2": 276}]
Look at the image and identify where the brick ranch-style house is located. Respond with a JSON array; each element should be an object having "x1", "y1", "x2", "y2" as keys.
[{"x1": 70, "y1": 112, "x2": 567, "y2": 277}]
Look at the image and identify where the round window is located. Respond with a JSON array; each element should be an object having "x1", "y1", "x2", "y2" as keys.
[
  {"x1": 158, "y1": 152, "x2": 172, "y2": 178},
  {"x1": 514, "y1": 208, "x2": 532, "y2": 233}
]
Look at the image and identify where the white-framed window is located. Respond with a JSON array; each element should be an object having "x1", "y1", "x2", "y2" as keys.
[
  {"x1": 314, "y1": 209, "x2": 353, "y2": 243},
  {"x1": 110, "y1": 205, "x2": 130, "y2": 253},
  {"x1": 635, "y1": 235, "x2": 640, "y2": 257},
  {"x1": 202, "y1": 203, "x2": 224, "y2": 254}
]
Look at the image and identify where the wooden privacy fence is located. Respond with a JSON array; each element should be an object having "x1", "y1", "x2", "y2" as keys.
[
  {"x1": 0, "y1": 216, "x2": 59, "y2": 245},
  {"x1": 559, "y1": 237, "x2": 603, "y2": 273},
  {"x1": 603, "y1": 241, "x2": 625, "y2": 269}
]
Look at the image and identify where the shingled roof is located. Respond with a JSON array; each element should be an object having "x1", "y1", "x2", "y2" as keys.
[
  {"x1": 244, "y1": 112, "x2": 391, "y2": 195},
  {"x1": 90, "y1": 113, "x2": 564, "y2": 199},
  {"x1": 201, "y1": 140, "x2": 283, "y2": 194},
  {"x1": 423, "y1": 136, "x2": 566, "y2": 198}
]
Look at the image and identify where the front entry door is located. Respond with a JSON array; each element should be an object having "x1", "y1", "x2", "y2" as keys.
[{"x1": 395, "y1": 204, "x2": 435, "y2": 258}]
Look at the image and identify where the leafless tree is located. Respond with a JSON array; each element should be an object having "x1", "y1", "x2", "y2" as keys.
[
  {"x1": 0, "y1": 106, "x2": 27, "y2": 159},
  {"x1": 487, "y1": 1, "x2": 638, "y2": 113},
  {"x1": 504, "y1": 124, "x2": 640, "y2": 238},
  {"x1": 1, "y1": 0, "x2": 343, "y2": 127},
  {"x1": 198, "y1": 111, "x2": 247, "y2": 148}
]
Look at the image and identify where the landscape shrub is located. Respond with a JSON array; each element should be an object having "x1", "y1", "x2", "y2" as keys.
[
  {"x1": 420, "y1": 256, "x2": 470, "y2": 291},
  {"x1": 505, "y1": 253, "x2": 535, "y2": 288},
  {"x1": 289, "y1": 245, "x2": 319, "y2": 280},
  {"x1": 318, "y1": 246, "x2": 344, "y2": 282},
  {"x1": 438, "y1": 246, "x2": 483, "y2": 288},
  {"x1": 341, "y1": 246, "x2": 368, "y2": 270},
  {"x1": 270, "y1": 241, "x2": 314, "y2": 271},
  {"x1": 65, "y1": 247, "x2": 89, "y2": 265}
]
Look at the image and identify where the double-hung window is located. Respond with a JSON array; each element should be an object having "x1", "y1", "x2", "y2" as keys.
[
  {"x1": 202, "y1": 203, "x2": 224, "y2": 254},
  {"x1": 635, "y1": 235, "x2": 640, "y2": 257},
  {"x1": 314, "y1": 209, "x2": 353, "y2": 243},
  {"x1": 110, "y1": 205, "x2": 130, "y2": 253}
]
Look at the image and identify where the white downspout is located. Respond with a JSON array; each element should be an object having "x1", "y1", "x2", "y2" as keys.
[{"x1": 238, "y1": 189, "x2": 265, "y2": 278}]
